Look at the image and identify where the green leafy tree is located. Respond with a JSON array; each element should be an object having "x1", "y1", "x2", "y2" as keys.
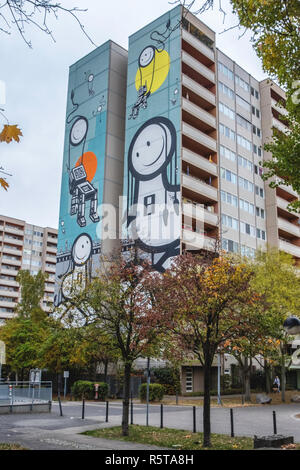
[
  {"x1": 250, "y1": 248, "x2": 300, "y2": 401},
  {"x1": 150, "y1": 251, "x2": 264, "y2": 448},
  {"x1": 0, "y1": 270, "x2": 50, "y2": 379},
  {"x1": 60, "y1": 248, "x2": 167, "y2": 437}
]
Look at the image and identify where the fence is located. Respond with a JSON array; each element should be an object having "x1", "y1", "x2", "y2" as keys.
[{"x1": 0, "y1": 381, "x2": 52, "y2": 406}]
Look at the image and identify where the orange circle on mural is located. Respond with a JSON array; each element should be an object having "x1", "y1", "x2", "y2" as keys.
[{"x1": 75, "y1": 152, "x2": 97, "y2": 182}]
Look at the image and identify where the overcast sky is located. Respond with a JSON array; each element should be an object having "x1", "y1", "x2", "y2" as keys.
[{"x1": 0, "y1": 0, "x2": 267, "y2": 229}]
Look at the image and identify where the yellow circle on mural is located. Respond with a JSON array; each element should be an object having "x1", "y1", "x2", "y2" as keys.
[{"x1": 135, "y1": 48, "x2": 170, "y2": 95}]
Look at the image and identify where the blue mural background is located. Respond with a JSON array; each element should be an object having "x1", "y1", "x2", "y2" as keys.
[
  {"x1": 57, "y1": 42, "x2": 111, "y2": 254},
  {"x1": 123, "y1": 6, "x2": 182, "y2": 270}
]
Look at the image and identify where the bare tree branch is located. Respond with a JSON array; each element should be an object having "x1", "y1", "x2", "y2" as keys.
[{"x1": 0, "y1": 0, "x2": 96, "y2": 47}]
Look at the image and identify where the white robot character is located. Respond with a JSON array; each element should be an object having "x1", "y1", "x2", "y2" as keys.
[
  {"x1": 126, "y1": 116, "x2": 180, "y2": 272},
  {"x1": 60, "y1": 233, "x2": 93, "y2": 302},
  {"x1": 69, "y1": 163, "x2": 100, "y2": 227},
  {"x1": 67, "y1": 92, "x2": 100, "y2": 228}
]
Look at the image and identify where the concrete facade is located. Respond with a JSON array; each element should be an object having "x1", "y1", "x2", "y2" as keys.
[{"x1": 0, "y1": 215, "x2": 57, "y2": 323}]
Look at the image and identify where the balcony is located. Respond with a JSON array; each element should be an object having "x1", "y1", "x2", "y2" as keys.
[
  {"x1": 0, "y1": 300, "x2": 17, "y2": 309},
  {"x1": 0, "y1": 288, "x2": 18, "y2": 299},
  {"x1": 182, "y1": 74, "x2": 216, "y2": 107},
  {"x1": 4, "y1": 226, "x2": 24, "y2": 236},
  {"x1": 279, "y1": 239, "x2": 300, "y2": 258},
  {"x1": 0, "y1": 267, "x2": 19, "y2": 276},
  {"x1": 271, "y1": 99, "x2": 288, "y2": 117},
  {"x1": 1, "y1": 257, "x2": 22, "y2": 267},
  {"x1": 182, "y1": 203, "x2": 218, "y2": 227},
  {"x1": 276, "y1": 183, "x2": 298, "y2": 202},
  {"x1": 183, "y1": 122, "x2": 217, "y2": 153},
  {"x1": 182, "y1": 148, "x2": 217, "y2": 176},
  {"x1": 45, "y1": 265, "x2": 56, "y2": 273},
  {"x1": 182, "y1": 51, "x2": 215, "y2": 85},
  {"x1": 278, "y1": 218, "x2": 300, "y2": 238},
  {"x1": 182, "y1": 173, "x2": 218, "y2": 202},
  {"x1": 276, "y1": 196, "x2": 299, "y2": 218},
  {"x1": 272, "y1": 117, "x2": 288, "y2": 134},
  {"x1": 182, "y1": 229, "x2": 216, "y2": 251},
  {"x1": 182, "y1": 29, "x2": 215, "y2": 62},
  {"x1": 182, "y1": 98, "x2": 216, "y2": 130},
  {"x1": 0, "y1": 279, "x2": 18, "y2": 288},
  {"x1": 3, "y1": 237, "x2": 23, "y2": 246},
  {"x1": 1, "y1": 245, "x2": 22, "y2": 256},
  {"x1": 46, "y1": 246, "x2": 57, "y2": 255}
]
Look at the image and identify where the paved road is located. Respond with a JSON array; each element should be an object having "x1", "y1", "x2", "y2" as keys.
[{"x1": 0, "y1": 401, "x2": 299, "y2": 449}]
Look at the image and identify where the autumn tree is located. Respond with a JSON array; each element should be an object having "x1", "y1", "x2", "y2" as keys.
[
  {"x1": 150, "y1": 251, "x2": 264, "y2": 448},
  {"x1": 250, "y1": 248, "x2": 300, "y2": 401},
  {"x1": 60, "y1": 248, "x2": 167, "y2": 436},
  {"x1": 0, "y1": 270, "x2": 50, "y2": 380}
]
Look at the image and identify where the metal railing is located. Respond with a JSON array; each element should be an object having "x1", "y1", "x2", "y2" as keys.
[{"x1": 0, "y1": 381, "x2": 52, "y2": 406}]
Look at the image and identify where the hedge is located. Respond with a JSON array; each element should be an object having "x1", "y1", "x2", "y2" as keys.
[
  {"x1": 71, "y1": 380, "x2": 109, "y2": 400},
  {"x1": 139, "y1": 383, "x2": 164, "y2": 402}
]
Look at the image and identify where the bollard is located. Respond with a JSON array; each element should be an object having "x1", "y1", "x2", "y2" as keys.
[
  {"x1": 176, "y1": 392, "x2": 178, "y2": 406},
  {"x1": 82, "y1": 398, "x2": 85, "y2": 419},
  {"x1": 193, "y1": 406, "x2": 196, "y2": 433},
  {"x1": 106, "y1": 401, "x2": 109, "y2": 422},
  {"x1": 130, "y1": 393, "x2": 133, "y2": 425},
  {"x1": 58, "y1": 395, "x2": 63, "y2": 417},
  {"x1": 160, "y1": 404, "x2": 163, "y2": 429},
  {"x1": 273, "y1": 410, "x2": 277, "y2": 435},
  {"x1": 230, "y1": 408, "x2": 234, "y2": 437}
]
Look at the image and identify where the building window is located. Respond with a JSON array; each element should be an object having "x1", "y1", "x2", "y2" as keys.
[
  {"x1": 185, "y1": 367, "x2": 193, "y2": 392},
  {"x1": 222, "y1": 238, "x2": 239, "y2": 253},
  {"x1": 221, "y1": 168, "x2": 237, "y2": 184},
  {"x1": 219, "y1": 123, "x2": 236, "y2": 141},
  {"x1": 218, "y1": 81, "x2": 234, "y2": 100},
  {"x1": 236, "y1": 95, "x2": 251, "y2": 112},
  {"x1": 218, "y1": 62, "x2": 234, "y2": 81},
  {"x1": 220, "y1": 145, "x2": 236, "y2": 162},
  {"x1": 219, "y1": 102, "x2": 235, "y2": 120},
  {"x1": 237, "y1": 114, "x2": 252, "y2": 132},
  {"x1": 235, "y1": 75, "x2": 250, "y2": 92}
]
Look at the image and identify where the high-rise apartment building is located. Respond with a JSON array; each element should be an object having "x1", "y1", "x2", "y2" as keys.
[
  {"x1": 0, "y1": 215, "x2": 58, "y2": 324},
  {"x1": 56, "y1": 5, "x2": 299, "y2": 308},
  {"x1": 260, "y1": 79, "x2": 300, "y2": 259}
]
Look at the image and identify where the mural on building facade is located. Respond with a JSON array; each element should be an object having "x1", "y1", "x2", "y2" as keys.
[
  {"x1": 55, "y1": 46, "x2": 110, "y2": 306},
  {"x1": 124, "y1": 7, "x2": 182, "y2": 271},
  {"x1": 67, "y1": 89, "x2": 100, "y2": 228},
  {"x1": 126, "y1": 117, "x2": 180, "y2": 271},
  {"x1": 129, "y1": 16, "x2": 182, "y2": 120}
]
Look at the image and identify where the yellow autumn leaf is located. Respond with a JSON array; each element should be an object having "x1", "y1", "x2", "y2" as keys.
[
  {"x1": 0, "y1": 124, "x2": 23, "y2": 143},
  {"x1": 0, "y1": 178, "x2": 9, "y2": 191}
]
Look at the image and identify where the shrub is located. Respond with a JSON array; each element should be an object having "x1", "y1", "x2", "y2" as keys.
[
  {"x1": 71, "y1": 380, "x2": 94, "y2": 399},
  {"x1": 71, "y1": 380, "x2": 109, "y2": 400},
  {"x1": 152, "y1": 367, "x2": 181, "y2": 395},
  {"x1": 139, "y1": 383, "x2": 164, "y2": 402}
]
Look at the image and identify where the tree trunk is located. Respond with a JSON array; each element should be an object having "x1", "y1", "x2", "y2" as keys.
[
  {"x1": 281, "y1": 353, "x2": 286, "y2": 403},
  {"x1": 265, "y1": 363, "x2": 271, "y2": 394},
  {"x1": 203, "y1": 359, "x2": 212, "y2": 448},
  {"x1": 122, "y1": 362, "x2": 132, "y2": 436},
  {"x1": 104, "y1": 359, "x2": 108, "y2": 383},
  {"x1": 244, "y1": 368, "x2": 251, "y2": 402}
]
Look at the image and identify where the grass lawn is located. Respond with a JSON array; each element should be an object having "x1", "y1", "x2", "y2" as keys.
[
  {"x1": 83, "y1": 425, "x2": 254, "y2": 450},
  {"x1": 0, "y1": 443, "x2": 27, "y2": 450},
  {"x1": 162, "y1": 390, "x2": 300, "y2": 408}
]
